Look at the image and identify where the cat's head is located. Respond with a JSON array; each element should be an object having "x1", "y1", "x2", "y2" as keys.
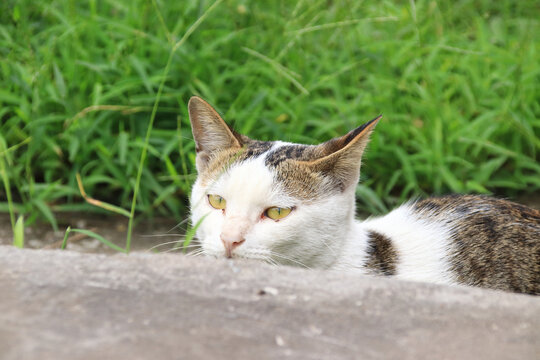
[{"x1": 188, "y1": 96, "x2": 379, "y2": 268}]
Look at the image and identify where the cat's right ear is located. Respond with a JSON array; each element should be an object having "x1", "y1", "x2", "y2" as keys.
[{"x1": 188, "y1": 96, "x2": 243, "y2": 172}]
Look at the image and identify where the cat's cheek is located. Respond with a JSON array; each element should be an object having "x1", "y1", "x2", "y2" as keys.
[
  {"x1": 196, "y1": 210, "x2": 227, "y2": 256},
  {"x1": 249, "y1": 217, "x2": 296, "y2": 248}
]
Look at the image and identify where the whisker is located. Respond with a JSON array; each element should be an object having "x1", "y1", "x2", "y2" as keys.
[
  {"x1": 157, "y1": 244, "x2": 202, "y2": 254},
  {"x1": 320, "y1": 238, "x2": 337, "y2": 256},
  {"x1": 146, "y1": 241, "x2": 200, "y2": 252},
  {"x1": 166, "y1": 218, "x2": 191, "y2": 233},
  {"x1": 146, "y1": 240, "x2": 184, "y2": 252},
  {"x1": 268, "y1": 251, "x2": 311, "y2": 269},
  {"x1": 264, "y1": 257, "x2": 279, "y2": 267},
  {"x1": 186, "y1": 248, "x2": 205, "y2": 257},
  {"x1": 159, "y1": 247, "x2": 184, "y2": 254},
  {"x1": 170, "y1": 244, "x2": 201, "y2": 251}
]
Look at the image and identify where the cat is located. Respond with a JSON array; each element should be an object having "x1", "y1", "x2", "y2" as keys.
[{"x1": 187, "y1": 96, "x2": 540, "y2": 295}]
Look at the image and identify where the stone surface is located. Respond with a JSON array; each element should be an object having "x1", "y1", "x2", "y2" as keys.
[{"x1": 0, "y1": 245, "x2": 538, "y2": 360}]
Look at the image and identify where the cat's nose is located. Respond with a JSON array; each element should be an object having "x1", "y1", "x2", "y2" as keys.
[
  {"x1": 220, "y1": 234, "x2": 245, "y2": 258},
  {"x1": 220, "y1": 216, "x2": 250, "y2": 258}
]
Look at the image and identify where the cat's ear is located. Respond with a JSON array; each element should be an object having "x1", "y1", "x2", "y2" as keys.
[
  {"x1": 302, "y1": 115, "x2": 381, "y2": 190},
  {"x1": 188, "y1": 96, "x2": 243, "y2": 172}
]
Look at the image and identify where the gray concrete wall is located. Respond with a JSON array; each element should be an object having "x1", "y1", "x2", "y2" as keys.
[{"x1": 0, "y1": 246, "x2": 538, "y2": 360}]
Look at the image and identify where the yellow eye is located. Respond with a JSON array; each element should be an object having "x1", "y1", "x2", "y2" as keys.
[
  {"x1": 264, "y1": 207, "x2": 292, "y2": 221},
  {"x1": 208, "y1": 194, "x2": 226, "y2": 210}
]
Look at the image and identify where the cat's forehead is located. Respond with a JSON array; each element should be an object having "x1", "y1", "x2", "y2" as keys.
[
  {"x1": 209, "y1": 155, "x2": 280, "y2": 208},
  {"x1": 201, "y1": 141, "x2": 340, "y2": 201},
  {"x1": 200, "y1": 140, "x2": 307, "y2": 181},
  {"x1": 198, "y1": 140, "x2": 272, "y2": 185}
]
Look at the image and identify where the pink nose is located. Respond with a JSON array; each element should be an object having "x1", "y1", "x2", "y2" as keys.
[{"x1": 220, "y1": 235, "x2": 245, "y2": 258}]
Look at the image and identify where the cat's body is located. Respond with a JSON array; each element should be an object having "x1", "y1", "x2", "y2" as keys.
[
  {"x1": 341, "y1": 195, "x2": 540, "y2": 293},
  {"x1": 188, "y1": 96, "x2": 540, "y2": 295}
]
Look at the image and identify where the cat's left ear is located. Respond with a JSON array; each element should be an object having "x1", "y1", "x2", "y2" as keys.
[
  {"x1": 188, "y1": 96, "x2": 243, "y2": 172},
  {"x1": 302, "y1": 115, "x2": 381, "y2": 190}
]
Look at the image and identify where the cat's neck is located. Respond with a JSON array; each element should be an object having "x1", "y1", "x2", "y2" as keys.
[
  {"x1": 331, "y1": 221, "x2": 371, "y2": 271},
  {"x1": 296, "y1": 189, "x2": 371, "y2": 270}
]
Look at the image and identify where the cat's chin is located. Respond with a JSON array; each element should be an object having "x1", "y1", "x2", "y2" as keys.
[{"x1": 201, "y1": 245, "x2": 273, "y2": 262}]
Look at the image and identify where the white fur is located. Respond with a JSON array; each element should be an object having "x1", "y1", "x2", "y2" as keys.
[{"x1": 356, "y1": 204, "x2": 455, "y2": 285}]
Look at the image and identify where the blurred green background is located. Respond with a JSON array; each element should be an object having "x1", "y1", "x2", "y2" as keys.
[{"x1": 1, "y1": 0, "x2": 539, "y2": 231}]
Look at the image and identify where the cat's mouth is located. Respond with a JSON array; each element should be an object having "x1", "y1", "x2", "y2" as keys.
[{"x1": 203, "y1": 244, "x2": 311, "y2": 269}]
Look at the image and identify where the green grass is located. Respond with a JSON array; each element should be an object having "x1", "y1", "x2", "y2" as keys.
[
  {"x1": 13, "y1": 215, "x2": 24, "y2": 248},
  {"x1": 0, "y1": 0, "x2": 539, "y2": 244}
]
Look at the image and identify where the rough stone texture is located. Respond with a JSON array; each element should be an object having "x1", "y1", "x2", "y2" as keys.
[{"x1": 0, "y1": 246, "x2": 538, "y2": 360}]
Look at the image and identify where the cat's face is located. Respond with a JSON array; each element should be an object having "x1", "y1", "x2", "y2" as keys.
[{"x1": 188, "y1": 97, "x2": 379, "y2": 268}]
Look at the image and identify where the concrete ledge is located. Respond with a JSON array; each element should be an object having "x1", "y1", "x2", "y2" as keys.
[{"x1": 0, "y1": 245, "x2": 538, "y2": 359}]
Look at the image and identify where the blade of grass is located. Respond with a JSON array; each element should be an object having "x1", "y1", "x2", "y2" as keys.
[
  {"x1": 242, "y1": 47, "x2": 309, "y2": 95},
  {"x1": 32, "y1": 198, "x2": 59, "y2": 231},
  {"x1": 176, "y1": 116, "x2": 192, "y2": 193},
  {"x1": 0, "y1": 145, "x2": 15, "y2": 230},
  {"x1": 76, "y1": 172, "x2": 131, "y2": 217},
  {"x1": 356, "y1": 184, "x2": 388, "y2": 215},
  {"x1": 61, "y1": 226, "x2": 71, "y2": 250},
  {"x1": 13, "y1": 215, "x2": 24, "y2": 248},
  {"x1": 0, "y1": 137, "x2": 32, "y2": 157},
  {"x1": 150, "y1": 0, "x2": 173, "y2": 45},
  {"x1": 65, "y1": 105, "x2": 178, "y2": 127},
  {"x1": 125, "y1": 0, "x2": 224, "y2": 253},
  {"x1": 290, "y1": 16, "x2": 398, "y2": 36},
  {"x1": 70, "y1": 228, "x2": 127, "y2": 253},
  {"x1": 173, "y1": 213, "x2": 208, "y2": 251}
]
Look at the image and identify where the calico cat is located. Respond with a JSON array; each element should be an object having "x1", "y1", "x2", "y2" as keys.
[{"x1": 188, "y1": 96, "x2": 540, "y2": 295}]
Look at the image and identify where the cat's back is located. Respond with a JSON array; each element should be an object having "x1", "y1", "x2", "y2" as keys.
[
  {"x1": 415, "y1": 195, "x2": 539, "y2": 294},
  {"x1": 362, "y1": 195, "x2": 540, "y2": 294}
]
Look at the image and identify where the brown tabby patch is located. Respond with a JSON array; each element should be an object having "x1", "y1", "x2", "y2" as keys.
[
  {"x1": 363, "y1": 231, "x2": 398, "y2": 276},
  {"x1": 271, "y1": 160, "x2": 342, "y2": 200},
  {"x1": 414, "y1": 195, "x2": 540, "y2": 295},
  {"x1": 264, "y1": 144, "x2": 313, "y2": 167},
  {"x1": 241, "y1": 138, "x2": 273, "y2": 158},
  {"x1": 264, "y1": 144, "x2": 341, "y2": 200}
]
